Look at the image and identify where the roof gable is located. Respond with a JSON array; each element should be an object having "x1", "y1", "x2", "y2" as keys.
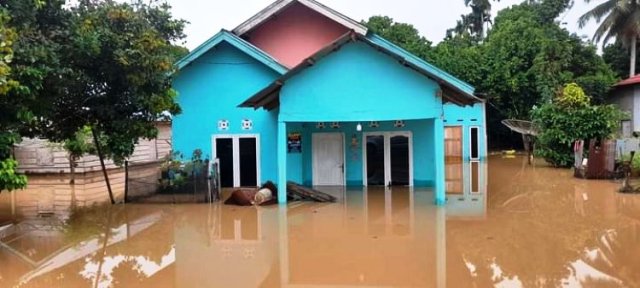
[
  {"x1": 175, "y1": 30, "x2": 288, "y2": 74},
  {"x1": 232, "y1": 0, "x2": 368, "y2": 36},
  {"x1": 240, "y1": 31, "x2": 481, "y2": 110}
]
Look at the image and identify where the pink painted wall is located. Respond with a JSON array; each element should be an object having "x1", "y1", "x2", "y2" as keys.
[{"x1": 245, "y1": 3, "x2": 350, "y2": 68}]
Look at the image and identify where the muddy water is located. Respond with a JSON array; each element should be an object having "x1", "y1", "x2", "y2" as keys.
[{"x1": 0, "y1": 155, "x2": 638, "y2": 288}]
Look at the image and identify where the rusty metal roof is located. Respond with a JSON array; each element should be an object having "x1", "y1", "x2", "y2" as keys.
[{"x1": 616, "y1": 75, "x2": 640, "y2": 87}]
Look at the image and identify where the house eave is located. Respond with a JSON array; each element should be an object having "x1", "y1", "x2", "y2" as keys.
[{"x1": 232, "y1": 0, "x2": 368, "y2": 36}]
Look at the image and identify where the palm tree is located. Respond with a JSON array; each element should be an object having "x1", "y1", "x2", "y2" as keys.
[
  {"x1": 579, "y1": 0, "x2": 640, "y2": 77},
  {"x1": 464, "y1": 0, "x2": 493, "y2": 38}
]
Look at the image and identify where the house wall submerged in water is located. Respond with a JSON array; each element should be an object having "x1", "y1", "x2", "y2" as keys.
[
  {"x1": 171, "y1": 0, "x2": 487, "y2": 204},
  {"x1": 7, "y1": 122, "x2": 172, "y2": 214}
]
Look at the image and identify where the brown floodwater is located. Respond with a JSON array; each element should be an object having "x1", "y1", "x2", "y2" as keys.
[{"x1": 0, "y1": 155, "x2": 639, "y2": 288}]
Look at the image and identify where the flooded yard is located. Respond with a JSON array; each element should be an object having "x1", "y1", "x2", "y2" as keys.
[{"x1": 0, "y1": 155, "x2": 639, "y2": 287}]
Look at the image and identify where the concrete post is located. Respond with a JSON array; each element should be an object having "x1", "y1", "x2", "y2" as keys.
[
  {"x1": 434, "y1": 117, "x2": 446, "y2": 205},
  {"x1": 436, "y1": 206, "x2": 446, "y2": 288},
  {"x1": 277, "y1": 121, "x2": 287, "y2": 204}
]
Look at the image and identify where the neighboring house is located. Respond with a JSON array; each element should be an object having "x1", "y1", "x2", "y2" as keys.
[
  {"x1": 172, "y1": 0, "x2": 487, "y2": 205},
  {"x1": 609, "y1": 75, "x2": 640, "y2": 138},
  {"x1": 9, "y1": 122, "x2": 172, "y2": 211},
  {"x1": 14, "y1": 121, "x2": 172, "y2": 174}
]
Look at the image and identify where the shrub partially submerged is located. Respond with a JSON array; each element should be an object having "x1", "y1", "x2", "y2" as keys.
[{"x1": 532, "y1": 83, "x2": 626, "y2": 167}]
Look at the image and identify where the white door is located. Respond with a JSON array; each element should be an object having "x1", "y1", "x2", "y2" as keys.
[{"x1": 312, "y1": 133, "x2": 345, "y2": 186}]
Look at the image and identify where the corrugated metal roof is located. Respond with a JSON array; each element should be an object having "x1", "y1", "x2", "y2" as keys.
[
  {"x1": 239, "y1": 31, "x2": 482, "y2": 111},
  {"x1": 232, "y1": 0, "x2": 368, "y2": 36}
]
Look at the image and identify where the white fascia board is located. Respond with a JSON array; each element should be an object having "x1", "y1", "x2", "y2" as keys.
[{"x1": 233, "y1": 0, "x2": 367, "y2": 36}]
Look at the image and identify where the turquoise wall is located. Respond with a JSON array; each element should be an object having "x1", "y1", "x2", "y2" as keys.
[
  {"x1": 172, "y1": 42, "x2": 281, "y2": 183},
  {"x1": 172, "y1": 36, "x2": 486, "y2": 198},
  {"x1": 285, "y1": 120, "x2": 436, "y2": 187},
  {"x1": 278, "y1": 42, "x2": 443, "y2": 122},
  {"x1": 443, "y1": 103, "x2": 487, "y2": 160}
]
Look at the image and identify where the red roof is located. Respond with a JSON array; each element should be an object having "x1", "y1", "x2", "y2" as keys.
[{"x1": 616, "y1": 75, "x2": 640, "y2": 87}]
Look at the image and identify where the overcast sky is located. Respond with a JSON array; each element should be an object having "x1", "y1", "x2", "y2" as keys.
[{"x1": 165, "y1": 0, "x2": 600, "y2": 51}]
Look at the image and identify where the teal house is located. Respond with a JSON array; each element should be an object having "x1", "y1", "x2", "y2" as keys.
[{"x1": 172, "y1": 0, "x2": 486, "y2": 205}]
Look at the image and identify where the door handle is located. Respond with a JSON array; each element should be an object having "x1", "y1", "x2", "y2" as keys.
[{"x1": 339, "y1": 164, "x2": 344, "y2": 173}]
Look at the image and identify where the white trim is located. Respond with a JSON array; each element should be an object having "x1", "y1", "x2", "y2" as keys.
[
  {"x1": 232, "y1": 0, "x2": 368, "y2": 36},
  {"x1": 362, "y1": 131, "x2": 413, "y2": 187},
  {"x1": 469, "y1": 126, "x2": 480, "y2": 161},
  {"x1": 212, "y1": 134, "x2": 261, "y2": 187},
  {"x1": 469, "y1": 161, "x2": 481, "y2": 194},
  {"x1": 482, "y1": 102, "x2": 488, "y2": 159},
  {"x1": 311, "y1": 132, "x2": 346, "y2": 186}
]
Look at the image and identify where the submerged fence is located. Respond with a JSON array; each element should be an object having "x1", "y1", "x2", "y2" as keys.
[{"x1": 124, "y1": 159, "x2": 221, "y2": 203}]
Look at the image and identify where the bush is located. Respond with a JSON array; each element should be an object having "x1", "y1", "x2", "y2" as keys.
[
  {"x1": 620, "y1": 153, "x2": 640, "y2": 174},
  {"x1": 532, "y1": 83, "x2": 627, "y2": 167}
]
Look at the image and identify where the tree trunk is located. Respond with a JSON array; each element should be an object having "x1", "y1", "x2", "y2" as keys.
[
  {"x1": 631, "y1": 35, "x2": 637, "y2": 78},
  {"x1": 91, "y1": 127, "x2": 115, "y2": 204},
  {"x1": 69, "y1": 155, "x2": 77, "y2": 208}
]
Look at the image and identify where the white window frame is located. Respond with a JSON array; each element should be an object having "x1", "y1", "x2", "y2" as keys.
[
  {"x1": 212, "y1": 134, "x2": 261, "y2": 187},
  {"x1": 362, "y1": 131, "x2": 413, "y2": 187},
  {"x1": 469, "y1": 126, "x2": 480, "y2": 161}
]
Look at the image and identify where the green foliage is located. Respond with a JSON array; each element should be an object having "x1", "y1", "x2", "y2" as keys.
[
  {"x1": 63, "y1": 126, "x2": 96, "y2": 160},
  {"x1": 0, "y1": 7, "x2": 27, "y2": 192},
  {"x1": 362, "y1": 3, "x2": 618, "y2": 150},
  {"x1": 532, "y1": 84, "x2": 627, "y2": 167},
  {"x1": 362, "y1": 16, "x2": 433, "y2": 61},
  {"x1": 603, "y1": 40, "x2": 639, "y2": 79},
  {"x1": 579, "y1": 0, "x2": 640, "y2": 77},
  {"x1": 38, "y1": 1, "x2": 186, "y2": 165},
  {"x1": 430, "y1": 34, "x2": 484, "y2": 86},
  {"x1": 480, "y1": 3, "x2": 613, "y2": 118},
  {"x1": 476, "y1": 2, "x2": 616, "y2": 148},
  {"x1": 578, "y1": 0, "x2": 640, "y2": 46},
  {"x1": 448, "y1": 0, "x2": 497, "y2": 39},
  {"x1": 620, "y1": 153, "x2": 640, "y2": 174},
  {"x1": 0, "y1": 1, "x2": 187, "y2": 192},
  {"x1": 0, "y1": 158, "x2": 27, "y2": 191},
  {"x1": 556, "y1": 83, "x2": 589, "y2": 107},
  {"x1": 159, "y1": 149, "x2": 207, "y2": 193}
]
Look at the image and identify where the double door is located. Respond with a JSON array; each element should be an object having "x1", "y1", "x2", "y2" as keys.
[
  {"x1": 363, "y1": 132, "x2": 412, "y2": 186},
  {"x1": 214, "y1": 135, "x2": 259, "y2": 188}
]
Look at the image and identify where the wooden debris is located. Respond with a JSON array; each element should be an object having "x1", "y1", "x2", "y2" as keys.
[{"x1": 286, "y1": 182, "x2": 337, "y2": 203}]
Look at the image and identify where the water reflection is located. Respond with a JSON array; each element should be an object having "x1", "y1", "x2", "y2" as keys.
[{"x1": 0, "y1": 156, "x2": 638, "y2": 287}]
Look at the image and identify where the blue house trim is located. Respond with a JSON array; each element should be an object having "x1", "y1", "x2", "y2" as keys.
[
  {"x1": 240, "y1": 31, "x2": 481, "y2": 110},
  {"x1": 367, "y1": 34, "x2": 475, "y2": 96},
  {"x1": 175, "y1": 30, "x2": 289, "y2": 74}
]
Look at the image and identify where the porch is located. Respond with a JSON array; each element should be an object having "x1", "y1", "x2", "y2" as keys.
[
  {"x1": 240, "y1": 32, "x2": 482, "y2": 205},
  {"x1": 277, "y1": 118, "x2": 447, "y2": 204}
]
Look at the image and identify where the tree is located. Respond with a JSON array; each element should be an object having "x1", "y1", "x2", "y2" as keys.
[
  {"x1": 1, "y1": 0, "x2": 186, "y2": 201},
  {"x1": 450, "y1": 0, "x2": 497, "y2": 39},
  {"x1": 430, "y1": 34, "x2": 484, "y2": 86},
  {"x1": 532, "y1": 83, "x2": 626, "y2": 167},
  {"x1": 362, "y1": 16, "x2": 433, "y2": 61},
  {"x1": 0, "y1": 7, "x2": 27, "y2": 192},
  {"x1": 603, "y1": 40, "x2": 640, "y2": 79},
  {"x1": 47, "y1": 0, "x2": 185, "y2": 203},
  {"x1": 579, "y1": 0, "x2": 640, "y2": 77},
  {"x1": 478, "y1": 1, "x2": 615, "y2": 148}
]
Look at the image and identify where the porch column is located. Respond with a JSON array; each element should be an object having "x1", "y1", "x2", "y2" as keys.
[
  {"x1": 435, "y1": 206, "x2": 446, "y2": 288},
  {"x1": 277, "y1": 121, "x2": 287, "y2": 204},
  {"x1": 434, "y1": 117, "x2": 446, "y2": 205}
]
